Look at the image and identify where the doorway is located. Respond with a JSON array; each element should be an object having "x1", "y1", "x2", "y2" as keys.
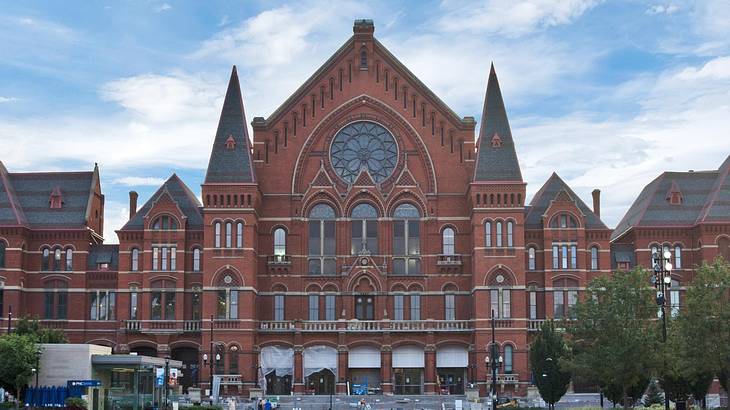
[{"x1": 306, "y1": 369, "x2": 335, "y2": 395}]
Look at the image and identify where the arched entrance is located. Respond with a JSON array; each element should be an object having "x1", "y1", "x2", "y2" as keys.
[
  {"x1": 131, "y1": 345, "x2": 157, "y2": 357},
  {"x1": 306, "y1": 369, "x2": 335, "y2": 395},
  {"x1": 260, "y1": 346, "x2": 293, "y2": 395},
  {"x1": 171, "y1": 347, "x2": 199, "y2": 393},
  {"x1": 303, "y1": 346, "x2": 337, "y2": 395}
]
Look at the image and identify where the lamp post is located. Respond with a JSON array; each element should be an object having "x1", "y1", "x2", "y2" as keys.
[
  {"x1": 485, "y1": 310, "x2": 503, "y2": 410},
  {"x1": 209, "y1": 314, "x2": 215, "y2": 403},
  {"x1": 164, "y1": 358, "x2": 170, "y2": 410},
  {"x1": 7, "y1": 305, "x2": 11, "y2": 334},
  {"x1": 651, "y1": 247, "x2": 673, "y2": 410}
]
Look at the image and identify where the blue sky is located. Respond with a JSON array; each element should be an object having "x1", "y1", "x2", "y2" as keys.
[{"x1": 1, "y1": 0, "x2": 729, "y2": 242}]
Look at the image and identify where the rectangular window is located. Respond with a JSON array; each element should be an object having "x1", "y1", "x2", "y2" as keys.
[
  {"x1": 485, "y1": 222, "x2": 492, "y2": 247},
  {"x1": 507, "y1": 222, "x2": 513, "y2": 247},
  {"x1": 237, "y1": 223, "x2": 243, "y2": 248},
  {"x1": 529, "y1": 291, "x2": 537, "y2": 319},
  {"x1": 394, "y1": 295, "x2": 404, "y2": 320},
  {"x1": 309, "y1": 295, "x2": 319, "y2": 321},
  {"x1": 490, "y1": 289, "x2": 500, "y2": 318},
  {"x1": 161, "y1": 247, "x2": 168, "y2": 271},
  {"x1": 130, "y1": 292, "x2": 138, "y2": 320},
  {"x1": 325, "y1": 295, "x2": 336, "y2": 320},
  {"x1": 193, "y1": 250, "x2": 200, "y2": 271},
  {"x1": 552, "y1": 245, "x2": 559, "y2": 269},
  {"x1": 410, "y1": 294, "x2": 420, "y2": 320},
  {"x1": 528, "y1": 248, "x2": 536, "y2": 270},
  {"x1": 217, "y1": 290, "x2": 227, "y2": 319},
  {"x1": 230, "y1": 290, "x2": 238, "y2": 319},
  {"x1": 553, "y1": 291, "x2": 564, "y2": 319},
  {"x1": 591, "y1": 247, "x2": 598, "y2": 270},
  {"x1": 152, "y1": 247, "x2": 159, "y2": 271},
  {"x1": 502, "y1": 290, "x2": 511, "y2": 319},
  {"x1": 164, "y1": 292, "x2": 175, "y2": 320},
  {"x1": 151, "y1": 292, "x2": 162, "y2": 320},
  {"x1": 674, "y1": 246, "x2": 682, "y2": 269},
  {"x1": 89, "y1": 292, "x2": 98, "y2": 320},
  {"x1": 0, "y1": 290, "x2": 3, "y2": 317},
  {"x1": 56, "y1": 292, "x2": 67, "y2": 320},
  {"x1": 192, "y1": 292, "x2": 201, "y2": 320},
  {"x1": 445, "y1": 294, "x2": 455, "y2": 320},
  {"x1": 561, "y1": 245, "x2": 568, "y2": 269},
  {"x1": 44, "y1": 293, "x2": 53, "y2": 319},
  {"x1": 226, "y1": 223, "x2": 232, "y2": 248},
  {"x1": 170, "y1": 247, "x2": 176, "y2": 271},
  {"x1": 567, "y1": 290, "x2": 578, "y2": 319},
  {"x1": 496, "y1": 223, "x2": 503, "y2": 247},
  {"x1": 274, "y1": 295, "x2": 285, "y2": 321},
  {"x1": 570, "y1": 245, "x2": 577, "y2": 269}
]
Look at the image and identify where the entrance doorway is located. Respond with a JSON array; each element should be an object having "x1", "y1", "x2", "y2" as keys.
[
  {"x1": 393, "y1": 368, "x2": 423, "y2": 394},
  {"x1": 437, "y1": 368, "x2": 465, "y2": 394},
  {"x1": 305, "y1": 369, "x2": 335, "y2": 395},
  {"x1": 265, "y1": 371, "x2": 292, "y2": 395}
]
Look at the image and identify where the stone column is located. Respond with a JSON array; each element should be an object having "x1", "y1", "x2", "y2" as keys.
[
  {"x1": 424, "y1": 343, "x2": 437, "y2": 395},
  {"x1": 380, "y1": 345, "x2": 393, "y2": 395},
  {"x1": 337, "y1": 345, "x2": 348, "y2": 394},
  {"x1": 293, "y1": 345, "x2": 304, "y2": 393}
]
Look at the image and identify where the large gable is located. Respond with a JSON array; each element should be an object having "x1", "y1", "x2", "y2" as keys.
[
  {"x1": 525, "y1": 173, "x2": 606, "y2": 229},
  {"x1": 121, "y1": 174, "x2": 203, "y2": 230}
]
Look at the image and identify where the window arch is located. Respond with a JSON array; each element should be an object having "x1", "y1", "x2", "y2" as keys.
[
  {"x1": 503, "y1": 345, "x2": 513, "y2": 373},
  {"x1": 506, "y1": 221, "x2": 514, "y2": 247},
  {"x1": 41, "y1": 247, "x2": 50, "y2": 271},
  {"x1": 490, "y1": 271, "x2": 511, "y2": 319},
  {"x1": 131, "y1": 248, "x2": 140, "y2": 271},
  {"x1": 442, "y1": 227, "x2": 455, "y2": 255},
  {"x1": 53, "y1": 247, "x2": 62, "y2": 271},
  {"x1": 485, "y1": 221, "x2": 492, "y2": 247},
  {"x1": 216, "y1": 272, "x2": 239, "y2": 320},
  {"x1": 550, "y1": 213, "x2": 577, "y2": 228},
  {"x1": 273, "y1": 228, "x2": 287, "y2": 258},
  {"x1": 351, "y1": 203, "x2": 378, "y2": 255},
  {"x1": 528, "y1": 247, "x2": 536, "y2": 270},
  {"x1": 393, "y1": 203, "x2": 421, "y2": 275},
  {"x1": 308, "y1": 204, "x2": 336, "y2": 275},
  {"x1": 236, "y1": 222, "x2": 243, "y2": 248},
  {"x1": 214, "y1": 222, "x2": 222, "y2": 248},
  {"x1": 359, "y1": 47, "x2": 368, "y2": 68},
  {"x1": 228, "y1": 345, "x2": 240, "y2": 374},
  {"x1": 674, "y1": 245, "x2": 682, "y2": 269},
  {"x1": 495, "y1": 222, "x2": 503, "y2": 247},
  {"x1": 718, "y1": 236, "x2": 730, "y2": 261},
  {"x1": 152, "y1": 215, "x2": 178, "y2": 230},
  {"x1": 553, "y1": 278, "x2": 579, "y2": 319},
  {"x1": 590, "y1": 246, "x2": 599, "y2": 270},
  {"x1": 225, "y1": 222, "x2": 233, "y2": 248},
  {"x1": 65, "y1": 248, "x2": 73, "y2": 271},
  {"x1": 193, "y1": 248, "x2": 201, "y2": 272}
]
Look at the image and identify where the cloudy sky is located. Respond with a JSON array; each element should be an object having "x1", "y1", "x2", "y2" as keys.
[{"x1": 1, "y1": 0, "x2": 729, "y2": 242}]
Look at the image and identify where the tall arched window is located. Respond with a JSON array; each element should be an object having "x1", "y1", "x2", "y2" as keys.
[
  {"x1": 41, "y1": 248, "x2": 50, "y2": 271},
  {"x1": 674, "y1": 245, "x2": 682, "y2": 269},
  {"x1": 214, "y1": 222, "x2": 221, "y2": 248},
  {"x1": 442, "y1": 227, "x2": 455, "y2": 255},
  {"x1": 507, "y1": 221, "x2": 514, "y2": 247},
  {"x1": 152, "y1": 215, "x2": 178, "y2": 230},
  {"x1": 274, "y1": 228, "x2": 287, "y2": 258},
  {"x1": 392, "y1": 203, "x2": 421, "y2": 275},
  {"x1": 193, "y1": 248, "x2": 201, "y2": 272},
  {"x1": 503, "y1": 345, "x2": 513, "y2": 373},
  {"x1": 495, "y1": 222, "x2": 503, "y2": 247},
  {"x1": 0, "y1": 241, "x2": 5, "y2": 268},
  {"x1": 351, "y1": 203, "x2": 378, "y2": 255},
  {"x1": 236, "y1": 222, "x2": 244, "y2": 248},
  {"x1": 485, "y1": 222, "x2": 492, "y2": 247},
  {"x1": 216, "y1": 273, "x2": 239, "y2": 319},
  {"x1": 225, "y1": 222, "x2": 232, "y2": 248},
  {"x1": 718, "y1": 237, "x2": 730, "y2": 261},
  {"x1": 229, "y1": 346, "x2": 239, "y2": 374},
  {"x1": 590, "y1": 246, "x2": 599, "y2": 270},
  {"x1": 528, "y1": 247, "x2": 536, "y2": 270},
  {"x1": 309, "y1": 204, "x2": 336, "y2": 275},
  {"x1": 131, "y1": 248, "x2": 140, "y2": 271},
  {"x1": 53, "y1": 247, "x2": 62, "y2": 271},
  {"x1": 65, "y1": 248, "x2": 73, "y2": 271}
]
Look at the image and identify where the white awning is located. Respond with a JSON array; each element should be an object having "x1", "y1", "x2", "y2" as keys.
[
  {"x1": 303, "y1": 345, "x2": 338, "y2": 378},
  {"x1": 436, "y1": 345, "x2": 468, "y2": 368},
  {"x1": 348, "y1": 346, "x2": 381, "y2": 368},
  {"x1": 260, "y1": 345, "x2": 294, "y2": 376},
  {"x1": 392, "y1": 345, "x2": 424, "y2": 368}
]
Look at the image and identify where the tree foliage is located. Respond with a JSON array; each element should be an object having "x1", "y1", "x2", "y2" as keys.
[
  {"x1": 565, "y1": 268, "x2": 658, "y2": 408},
  {"x1": 0, "y1": 334, "x2": 40, "y2": 410},
  {"x1": 14, "y1": 316, "x2": 68, "y2": 344},
  {"x1": 529, "y1": 320, "x2": 571, "y2": 408}
]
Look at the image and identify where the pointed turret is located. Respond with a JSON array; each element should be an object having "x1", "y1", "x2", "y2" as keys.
[
  {"x1": 204, "y1": 66, "x2": 256, "y2": 183},
  {"x1": 473, "y1": 64, "x2": 523, "y2": 182}
]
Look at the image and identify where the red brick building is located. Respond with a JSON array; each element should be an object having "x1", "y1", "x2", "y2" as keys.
[{"x1": 0, "y1": 20, "x2": 727, "y2": 399}]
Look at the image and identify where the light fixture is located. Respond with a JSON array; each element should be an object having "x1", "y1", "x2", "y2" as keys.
[
  {"x1": 485, "y1": 356, "x2": 490, "y2": 364},
  {"x1": 203, "y1": 353, "x2": 208, "y2": 362},
  {"x1": 663, "y1": 276, "x2": 672, "y2": 284},
  {"x1": 663, "y1": 250, "x2": 672, "y2": 260},
  {"x1": 665, "y1": 262, "x2": 673, "y2": 271},
  {"x1": 215, "y1": 353, "x2": 221, "y2": 361}
]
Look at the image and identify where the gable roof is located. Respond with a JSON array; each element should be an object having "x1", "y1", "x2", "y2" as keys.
[
  {"x1": 0, "y1": 162, "x2": 97, "y2": 228},
  {"x1": 473, "y1": 64, "x2": 523, "y2": 182},
  {"x1": 87, "y1": 244, "x2": 119, "y2": 271},
  {"x1": 611, "y1": 156, "x2": 730, "y2": 240},
  {"x1": 204, "y1": 66, "x2": 256, "y2": 184},
  {"x1": 121, "y1": 174, "x2": 203, "y2": 230},
  {"x1": 525, "y1": 173, "x2": 607, "y2": 229}
]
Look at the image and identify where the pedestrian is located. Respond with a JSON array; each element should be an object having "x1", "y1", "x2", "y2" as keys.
[
  {"x1": 264, "y1": 399, "x2": 272, "y2": 410},
  {"x1": 257, "y1": 398, "x2": 263, "y2": 410}
]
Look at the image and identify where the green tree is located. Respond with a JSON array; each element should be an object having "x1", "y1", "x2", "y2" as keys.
[
  {"x1": 678, "y1": 258, "x2": 730, "y2": 409},
  {"x1": 14, "y1": 316, "x2": 67, "y2": 343},
  {"x1": 529, "y1": 320, "x2": 571, "y2": 410},
  {"x1": 0, "y1": 334, "x2": 40, "y2": 410},
  {"x1": 565, "y1": 268, "x2": 659, "y2": 409},
  {"x1": 642, "y1": 380, "x2": 664, "y2": 407}
]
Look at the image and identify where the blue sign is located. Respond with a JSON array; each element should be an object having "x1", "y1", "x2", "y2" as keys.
[
  {"x1": 155, "y1": 368, "x2": 164, "y2": 387},
  {"x1": 68, "y1": 380, "x2": 101, "y2": 388}
]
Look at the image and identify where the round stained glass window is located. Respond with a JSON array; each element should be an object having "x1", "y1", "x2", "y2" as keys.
[{"x1": 330, "y1": 121, "x2": 398, "y2": 184}]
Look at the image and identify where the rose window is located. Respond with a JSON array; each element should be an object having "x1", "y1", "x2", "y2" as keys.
[{"x1": 329, "y1": 121, "x2": 398, "y2": 184}]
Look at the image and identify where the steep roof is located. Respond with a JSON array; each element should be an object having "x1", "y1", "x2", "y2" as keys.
[
  {"x1": 204, "y1": 66, "x2": 256, "y2": 184},
  {"x1": 525, "y1": 173, "x2": 607, "y2": 229},
  {"x1": 121, "y1": 174, "x2": 203, "y2": 230},
  {"x1": 87, "y1": 244, "x2": 119, "y2": 271},
  {"x1": 610, "y1": 243, "x2": 636, "y2": 270},
  {"x1": 473, "y1": 64, "x2": 523, "y2": 182},
  {"x1": 0, "y1": 162, "x2": 97, "y2": 228},
  {"x1": 696, "y1": 155, "x2": 730, "y2": 223}
]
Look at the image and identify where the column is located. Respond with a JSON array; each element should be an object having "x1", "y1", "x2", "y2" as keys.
[
  {"x1": 424, "y1": 344, "x2": 436, "y2": 395},
  {"x1": 337, "y1": 346, "x2": 348, "y2": 394},
  {"x1": 380, "y1": 346, "x2": 392, "y2": 395},
  {"x1": 293, "y1": 345, "x2": 304, "y2": 393}
]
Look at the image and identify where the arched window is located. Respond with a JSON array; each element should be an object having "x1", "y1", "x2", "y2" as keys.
[
  {"x1": 674, "y1": 245, "x2": 682, "y2": 269},
  {"x1": 442, "y1": 227, "x2": 455, "y2": 255},
  {"x1": 42, "y1": 248, "x2": 50, "y2": 271},
  {"x1": 225, "y1": 222, "x2": 232, "y2": 248},
  {"x1": 507, "y1": 221, "x2": 514, "y2": 247},
  {"x1": 503, "y1": 345, "x2": 513, "y2": 373},
  {"x1": 229, "y1": 346, "x2": 239, "y2": 374},
  {"x1": 553, "y1": 278, "x2": 579, "y2": 319},
  {"x1": 131, "y1": 248, "x2": 140, "y2": 271},
  {"x1": 236, "y1": 222, "x2": 244, "y2": 248},
  {"x1": 308, "y1": 204, "x2": 336, "y2": 275},
  {"x1": 65, "y1": 248, "x2": 73, "y2": 271},
  {"x1": 590, "y1": 246, "x2": 599, "y2": 270},
  {"x1": 214, "y1": 222, "x2": 221, "y2": 248},
  {"x1": 495, "y1": 222, "x2": 503, "y2": 247},
  {"x1": 528, "y1": 247, "x2": 536, "y2": 270},
  {"x1": 719, "y1": 237, "x2": 730, "y2": 261},
  {"x1": 445, "y1": 293, "x2": 456, "y2": 320},
  {"x1": 550, "y1": 213, "x2": 577, "y2": 228},
  {"x1": 53, "y1": 247, "x2": 62, "y2": 271},
  {"x1": 193, "y1": 248, "x2": 201, "y2": 272},
  {"x1": 0, "y1": 241, "x2": 5, "y2": 268},
  {"x1": 351, "y1": 203, "x2": 378, "y2": 255},
  {"x1": 274, "y1": 228, "x2": 287, "y2": 258},
  {"x1": 152, "y1": 215, "x2": 178, "y2": 230},
  {"x1": 216, "y1": 273, "x2": 239, "y2": 319},
  {"x1": 485, "y1": 221, "x2": 492, "y2": 247},
  {"x1": 392, "y1": 203, "x2": 421, "y2": 275}
]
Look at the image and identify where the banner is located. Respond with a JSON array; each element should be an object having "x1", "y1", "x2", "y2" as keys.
[
  {"x1": 155, "y1": 368, "x2": 164, "y2": 387},
  {"x1": 212, "y1": 375, "x2": 222, "y2": 402}
]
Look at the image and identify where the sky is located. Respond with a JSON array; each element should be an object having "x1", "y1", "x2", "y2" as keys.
[{"x1": 1, "y1": 0, "x2": 729, "y2": 243}]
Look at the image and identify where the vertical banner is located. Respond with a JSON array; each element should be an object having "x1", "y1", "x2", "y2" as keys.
[
  {"x1": 155, "y1": 368, "x2": 165, "y2": 387},
  {"x1": 212, "y1": 375, "x2": 222, "y2": 402}
]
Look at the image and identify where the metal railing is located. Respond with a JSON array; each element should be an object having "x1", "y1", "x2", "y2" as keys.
[{"x1": 258, "y1": 319, "x2": 473, "y2": 332}]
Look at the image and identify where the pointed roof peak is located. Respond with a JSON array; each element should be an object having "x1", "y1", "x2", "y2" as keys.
[
  {"x1": 473, "y1": 64, "x2": 523, "y2": 182},
  {"x1": 204, "y1": 66, "x2": 256, "y2": 184}
]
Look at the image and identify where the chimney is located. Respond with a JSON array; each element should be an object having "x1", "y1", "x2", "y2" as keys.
[
  {"x1": 129, "y1": 191, "x2": 138, "y2": 220},
  {"x1": 592, "y1": 189, "x2": 601, "y2": 218}
]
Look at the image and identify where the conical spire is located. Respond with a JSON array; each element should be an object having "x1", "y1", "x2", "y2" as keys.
[
  {"x1": 205, "y1": 66, "x2": 256, "y2": 183},
  {"x1": 473, "y1": 63, "x2": 523, "y2": 182}
]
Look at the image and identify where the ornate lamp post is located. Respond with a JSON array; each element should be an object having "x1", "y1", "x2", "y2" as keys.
[
  {"x1": 651, "y1": 248, "x2": 673, "y2": 410},
  {"x1": 485, "y1": 311, "x2": 503, "y2": 410}
]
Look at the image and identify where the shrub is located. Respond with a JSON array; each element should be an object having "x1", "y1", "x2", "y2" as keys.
[{"x1": 65, "y1": 397, "x2": 88, "y2": 410}]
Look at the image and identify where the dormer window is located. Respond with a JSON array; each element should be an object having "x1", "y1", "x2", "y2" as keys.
[
  {"x1": 225, "y1": 135, "x2": 236, "y2": 150},
  {"x1": 491, "y1": 133, "x2": 502, "y2": 148},
  {"x1": 666, "y1": 180, "x2": 683, "y2": 205},
  {"x1": 49, "y1": 187, "x2": 63, "y2": 209},
  {"x1": 152, "y1": 215, "x2": 178, "y2": 230}
]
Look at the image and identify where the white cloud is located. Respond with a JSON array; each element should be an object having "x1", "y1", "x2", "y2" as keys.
[
  {"x1": 154, "y1": 3, "x2": 172, "y2": 13},
  {"x1": 646, "y1": 4, "x2": 679, "y2": 15},
  {"x1": 437, "y1": 0, "x2": 601, "y2": 36},
  {"x1": 0, "y1": 96, "x2": 18, "y2": 103},
  {"x1": 112, "y1": 176, "x2": 167, "y2": 186}
]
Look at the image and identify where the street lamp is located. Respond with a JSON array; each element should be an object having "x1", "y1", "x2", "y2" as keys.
[
  {"x1": 164, "y1": 358, "x2": 170, "y2": 410},
  {"x1": 486, "y1": 310, "x2": 503, "y2": 410},
  {"x1": 651, "y1": 247, "x2": 673, "y2": 410}
]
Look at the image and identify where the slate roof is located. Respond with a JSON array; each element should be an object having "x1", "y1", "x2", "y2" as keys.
[
  {"x1": 610, "y1": 243, "x2": 636, "y2": 270},
  {"x1": 525, "y1": 173, "x2": 607, "y2": 229},
  {"x1": 473, "y1": 64, "x2": 523, "y2": 182},
  {"x1": 204, "y1": 66, "x2": 256, "y2": 184},
  {"x1": 121, "y1": 174, "x2": 203, "y2": 230},
  {"x1": 0, "y1": 161, "x2": 97, "y2": 228},
  {"x1": 610, "y1": 157, "x2": 730, "y2": 240},
  {"x1": 87, "y1": 244, "x2": 119, "y2": 271}
]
